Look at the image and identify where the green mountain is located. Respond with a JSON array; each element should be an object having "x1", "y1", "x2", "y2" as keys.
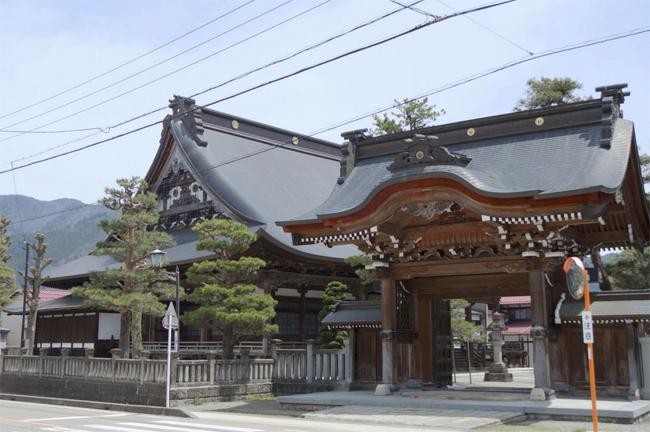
[{"x1": 0, "y1": 195, "x2": 115, "y2": 274}]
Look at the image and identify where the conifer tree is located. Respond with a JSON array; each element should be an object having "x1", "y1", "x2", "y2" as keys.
[
  {"x1": 72, "y1": 177, "x2": 175, "y2": 358},
  {"x1": 182, "y1": 219, "x2": 277, "y2": 359},
  {"x1": 317, "y1": 281, "x2": 349, "y2": 349},
  {"x1": 372, "y1": 97, "x2": 445, "y2": 135},
  {"x1": 514, "y1": 77, "x2": 586, "y2": 111},
  {"x1": 0, "y1": 215, "x2": 15, "y2": 328},
  {"x1": 24, "y1": 233, "x2": 53, "y2": 354}
]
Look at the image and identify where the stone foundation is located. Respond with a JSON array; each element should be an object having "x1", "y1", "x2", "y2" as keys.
[{"x1": 0, "y1": 374, "x2": 166, "y2": 406}]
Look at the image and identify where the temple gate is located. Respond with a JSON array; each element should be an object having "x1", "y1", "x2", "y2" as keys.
[{"x1": 279, "y1": 84, "x2": 650, "y2": 399}]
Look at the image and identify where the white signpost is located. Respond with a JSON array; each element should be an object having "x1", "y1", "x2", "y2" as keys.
[
  {"x1": 581, "y1": 310, "x2": 594, "y2": 345},
  {"x1": 162, "y1": 302, "x2": 178, "y2": 409}
]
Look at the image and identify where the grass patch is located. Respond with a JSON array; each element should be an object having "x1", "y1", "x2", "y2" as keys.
[{"x1": 244, "y1": 393, "x2": 277, "y2": 401}]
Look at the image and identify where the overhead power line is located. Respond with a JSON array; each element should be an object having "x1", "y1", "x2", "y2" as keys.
[
  {"x1": 3, "y1": 0, "x2": 425, "y2": 164},
  {"x1": 8, "y1": 26, "x2": 649, "y2": 226},
  {"x1": 432, "y1": 0, "x2": 534, "y2": 55},
  {"x1": 0, "y1": 0, "x2": 257, "y2": 123},
  {"x1": 0, "y1": 0, "x2": 420, "y2": 138},
  {"x1": 308, "y1": 26, "x2": 650, "y2": 135},
  {"x1": 0, "y1": 0, "x2": 531, "y2": 178},
  {"x1": 0, "y1": 0, "x2": 301, "y2": 140}
]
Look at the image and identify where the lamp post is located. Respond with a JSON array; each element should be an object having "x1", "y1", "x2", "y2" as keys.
[{"x1": 150, "y1": 249, "x2": 181, "y2": 351}]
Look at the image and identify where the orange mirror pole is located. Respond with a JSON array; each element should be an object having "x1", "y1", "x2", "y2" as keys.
[{"x1": 583, "y1": 269, "x2": 598, "y2": 432}]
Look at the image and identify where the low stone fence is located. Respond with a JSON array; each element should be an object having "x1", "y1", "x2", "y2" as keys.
[
  {"x1": 0, "y1": 339, "x2": 351, "y2": 405},
  {"x1": 272, "y1": 340, "x2": 351, "y2": 394}
]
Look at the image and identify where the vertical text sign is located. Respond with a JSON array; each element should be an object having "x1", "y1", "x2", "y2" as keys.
[{"x1": 581, "y1": 310, "x2": 594, "y2": 344}]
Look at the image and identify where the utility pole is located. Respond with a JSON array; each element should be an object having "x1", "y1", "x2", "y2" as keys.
[
  {"x1": 19, "y1": 241, "x2": 30, "y2": 349},
  {"x1": 175, "y1": 266, "x2": 180, "y2": 352}
]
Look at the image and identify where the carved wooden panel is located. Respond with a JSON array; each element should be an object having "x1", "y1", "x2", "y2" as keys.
[{"x1": 153, "y1": 157, "x2": 230, "y2": 230}]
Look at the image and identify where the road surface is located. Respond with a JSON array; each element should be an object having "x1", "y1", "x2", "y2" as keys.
[{"x1": 0, "y1": 399, "x2": 451, "y2": 432}]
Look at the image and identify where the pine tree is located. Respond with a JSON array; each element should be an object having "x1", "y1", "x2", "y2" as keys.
[
  {"x1": 71, "y1": 177, "x2": 175, "y2": 358},
  {"x1": 0, "y1": 215, "x2": 15, "y2": 328},
  {"x1": 514, "y1": 77, "x2": 587, "y2": 111},
  {"x1": 450, "y1": 299, "x2": 484, "y2": 378},
  {"x1": 606, "y1": 247, "x2": 650, "y2": 290},
  {"x1": 24, "y1": 233, "x2": 53, "y2": 354},
  {"x1": 182, "y1": 219, "x2": 277, "y2": 359},
  {"x1": 372, "y1": 97, "x2": 445, "y2": 135},
  {"x1": 317, "y1": 281, "x2": 349, "y2": 349},
  {"x1": 344, "y1": 255, "x2": 375, "y2": 286},
  {"x1": 450, "y1": 299, "x2": 484, "y2": 343}
]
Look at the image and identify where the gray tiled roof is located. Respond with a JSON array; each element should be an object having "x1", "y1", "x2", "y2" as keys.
[
  {"x1": 172, "y1": 118, "x2": 357, "y2": 259},
  {"x1": 559, "y1": 290, "x2": 650, "y2": 322},
  {"x1": 321, "y1": 301, "x2": 381, "y2": 328},
  {"x1": 45, "y1": 107, "x2": 359, "y2": 282},
  {"x1": 4, "y1": 295, "x2": 85, "y2": 315},
  {"x1": 283, "y1": 120, "x2": 634, "y2": 225}
]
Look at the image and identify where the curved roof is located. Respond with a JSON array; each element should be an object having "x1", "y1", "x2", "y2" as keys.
[
  {"x1": 45, "y1": 101, "x2": 359, "y2": 283},
  {"x1": 166, "y1": 105, "x2": 359, "y2": 259},
  {"x1": 281, "y1": 110, "x2": 635, "y2": 226}
]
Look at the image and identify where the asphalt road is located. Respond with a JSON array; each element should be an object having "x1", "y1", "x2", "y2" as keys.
[{"x1": 0, "y1": 399, "x2": 450, "y2": 432}]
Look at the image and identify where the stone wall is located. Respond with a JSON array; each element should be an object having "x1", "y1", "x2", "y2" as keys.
[{"x1": 0, "y1": 374, "x2": 166, "y2": 406}]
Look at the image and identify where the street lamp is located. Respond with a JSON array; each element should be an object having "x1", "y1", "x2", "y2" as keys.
[{"x1": 150, "y1": 249, "x2": 181, "y2": 351}]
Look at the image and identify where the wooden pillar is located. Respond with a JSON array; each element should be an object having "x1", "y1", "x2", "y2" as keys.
[
  {"x1": 375, "y1": 273, "x2": 396, "y2": 395},
  {"x1": 627, "y1": 323, "x2": 641, "y2": 400},
  {"x1": 381, "y1": 276, "x2": 396, "y2": 384},
  {"x1": 298, "y1": 287, "x2": 307, "y2": 341},
  {"x1": 529, "y1": 266, "x2": 554, "y2": 400}
]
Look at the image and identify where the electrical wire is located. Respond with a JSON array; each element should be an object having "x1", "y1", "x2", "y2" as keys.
[
  {"x1": 1, "y1": 0, "x2": 425, "y2": 164},
  {"x1": 0, "y1": 0, "x2": 257, "y2": 123},
  {"x1": 432, "y1": 0, "x2": 534, "y2": 55},
  {"x1": 308, "y1": 26, "x2": 650, "y2": 136},
  {"x1": 7, "y1": 24, "x2": 648, "y2": 225},
  {"x1": 0, "y1": 0, "x2": 524, "y2": 178},
  {"x1": 0, "y1": 0, "x2": 300, "y2": 139}
]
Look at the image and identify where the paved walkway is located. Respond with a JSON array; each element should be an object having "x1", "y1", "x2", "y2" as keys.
[
  {"x1": 278, "y1": 391, "x2": 650, "y2": 423},
  {"x1": 451, "y1": 367, "x2": 534, "y2": 389},
  {"x1": 304, "y1": 405, "x2": 523, "y2": 430}
]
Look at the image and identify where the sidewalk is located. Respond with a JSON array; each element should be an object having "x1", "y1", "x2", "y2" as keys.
[
  {"x1": 303, "y1": 405, "x2": 524, "y2": 429},
  {"x1": 277, "y1": 391, "x2": 650, "y2": 424}
]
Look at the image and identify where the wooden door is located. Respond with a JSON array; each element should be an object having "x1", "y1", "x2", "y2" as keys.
[
  {"x1": 354, "y1": 328, "x2": 382, "y2": 382},
  {"x1": 431, "y1": 299, "x2": 452, "y2": 387}
]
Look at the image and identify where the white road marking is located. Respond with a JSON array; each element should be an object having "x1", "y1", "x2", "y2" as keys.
[
  {"x1": 28, "y1": 413, "x2": 131, "y2": 422},
  {"x1": 0, "y1": 399, "x2": 128, "y2": 415},
  {"x1": 42, "y1": 428, "x2": 93, "y2": 432},
  {"x1": 86, "y1": 425, "x2": 148, "y2": 432},
  {"x1": 129, "y1": 421, "x2": 263, "y2": 432},
  {"x1": 155, "y1": 420, "x2": 263, "y2": 432}
]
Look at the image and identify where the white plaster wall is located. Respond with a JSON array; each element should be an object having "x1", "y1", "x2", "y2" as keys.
[
  {"x1": 1, "y1": 297, "x2": 24, "y2": 347},
  {"x1": 97, "y1": 313, "x2": 121, "y2": 340}
]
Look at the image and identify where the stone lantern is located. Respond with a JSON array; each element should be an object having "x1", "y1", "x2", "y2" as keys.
[{"x1": 484, "y1": 312, "x2": 513, "y2": 382}]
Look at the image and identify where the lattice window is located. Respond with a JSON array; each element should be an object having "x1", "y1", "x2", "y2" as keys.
[
  {"x1": 275, "y1": 312, "x2": 300, "y2": 336},
  {"x1": 305, "y1": 313, "x2": 319, "y2": 336},
  {"x1": 396, "y1": 284, "x2": 411, "y2": 331}
]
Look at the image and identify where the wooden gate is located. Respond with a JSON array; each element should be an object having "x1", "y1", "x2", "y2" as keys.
[
  {"x1": 354, "y1": 328, "x2": 382, "y2": 383},
  {"x1": 431, "y1": 299, "x2": 452, "y2": 387}
]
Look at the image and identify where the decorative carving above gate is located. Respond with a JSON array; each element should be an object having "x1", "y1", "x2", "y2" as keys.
[
  {"x1": 388, "y1": 134, "x2": 471, "y2": 172},
  {"x1": 404, "y1": 201, "x2": 468, "y2": 224},
  {"x1": 153, "y1": 157, "x2": 230, "y2": 231}
]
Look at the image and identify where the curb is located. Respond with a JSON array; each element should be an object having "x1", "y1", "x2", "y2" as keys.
[{"x1": 0, "y1": 393, "x2": 192, "y2": 418}]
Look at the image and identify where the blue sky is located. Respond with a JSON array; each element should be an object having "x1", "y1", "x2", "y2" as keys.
[{"x1": 0, "y1": 0, "x2": 648, "y2": 203}]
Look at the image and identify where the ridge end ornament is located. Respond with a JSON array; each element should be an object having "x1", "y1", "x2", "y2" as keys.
[{"x1": 388, "y1": 134, "x2": 471, "y2": 172}]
